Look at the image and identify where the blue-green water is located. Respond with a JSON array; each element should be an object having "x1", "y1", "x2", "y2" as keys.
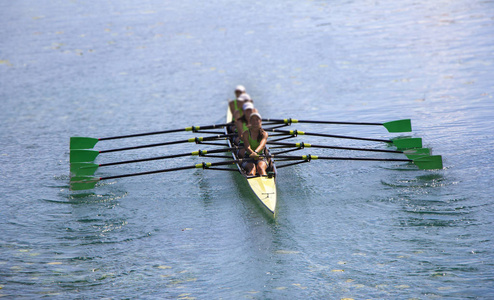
[{"x1": 1, "y1": 0, "x2": 493, "y2": 299}]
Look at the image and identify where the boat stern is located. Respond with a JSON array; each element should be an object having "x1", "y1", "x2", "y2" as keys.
[{"x1": 247, "y1": 176, "x2": 277, "y2": 215}]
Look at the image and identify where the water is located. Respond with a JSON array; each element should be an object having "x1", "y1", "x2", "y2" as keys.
[{"x1": 1, "y1": 0, "x2": 493, "y2": 298}]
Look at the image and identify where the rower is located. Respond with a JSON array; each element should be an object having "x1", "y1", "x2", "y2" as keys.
[
  {"x1": 241, "y1": 112, "x2": 269, "y2": 176},
  {"x1": 231, "y1": 93, "x2": 252, "y2": 140},
  {"x1": 228, "y1": 85, "x2": 246, "y2": 118},
  {"x1": 234, "y1": 102, "x2": 255, "y2": 153},
  {"x1": 236, "y1": 102, "x2": 255, "y2": 135},
  {"x1": 232, "y1": 93, "x2": 252, "y2": 119}
]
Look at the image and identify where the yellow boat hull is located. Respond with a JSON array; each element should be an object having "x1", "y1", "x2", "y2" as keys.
[{"x1": 247, "y1": 176, "x2": 277, "y2": 215}]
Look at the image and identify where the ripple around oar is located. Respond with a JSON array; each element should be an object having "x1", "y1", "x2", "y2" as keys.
[
  {"x1": 378, "y1": 195, "x2": 468, "y2": 206},
  {"x1": 48, "y1": 174, "x2": 73, "y2": 189},
  {"x1": 398, "y1": 217, "x2": 465, "y2": 228},
  {"x1": 378, "y1": 164, "x2": 422, "y2": 171},
  {"x1": 407, "y1": 197, "x2": 469, "y2": 207},
  {"x1": 389, "y1": 195, "x2": 470, "y2": 210},
  {"x1": 380, "y1": 174, "x2": 447, "y2": 188},
  {"x1": 51, "y1": 190, "x2": 128, "y2": 205},
  {"x1": 53, "y1": 172, "x2": 128, "y2": 203},
  {"x1": 59, "y1": 231, "x2": 152, "y2": 246}
]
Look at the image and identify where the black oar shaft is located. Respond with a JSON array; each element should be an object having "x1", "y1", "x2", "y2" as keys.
[
  {"x1": 99, "y1": 152, "x2": 189, "y2": 167},
  {"x1": 317, "y1": 156, "x2": 411, "y2": 162},
  {"x1": 101, "y1": 165, "x2": 197, "y2": 180},
  {"x1": 98, "y1": 123, "x2": 231, "y2": 141},
  {"x1": 99, "y1": 129, "x2": 185, "y2": 141},
  {"x1": 273, "y1": 155, "x2": 412, "y2": 163},
  {"x1": 99, "y1": 160, "x2": 240, "y2": 180},
  {"x1": 99, "y1": 147, "x2": 236, "y2": 167},
  {"x1": 264, "y1": 118, "x2": 383, "y2": 126},
  {"x1": 100, "y1": 139, "x2": 189, "y2": 153},
  {"x1": 99, "y1": 134, "x2": 233, "y2": 153},
  {"x1": 267, "y1": 141, "x2": 403, "y2": 154},
  {"x1": 266, "y1": 129, "x2": 391, "y2": 143},
  {"x1": 304, "y1": 132, "x2": 390, "y2": 143}
]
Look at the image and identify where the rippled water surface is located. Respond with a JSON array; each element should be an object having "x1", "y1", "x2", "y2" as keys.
[{"x1": 1, "y1": 0, "x2": 493, "y2": 299}]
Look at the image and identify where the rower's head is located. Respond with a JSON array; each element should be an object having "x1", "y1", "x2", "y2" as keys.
[
  {"x1": 249, "y1": 112, "x2": 262, "y2": 128},
  {"x1": 235, "y1": 85, "x2": 246, "y2": 98},
  {"x1": 242, "y1": 102, "x2": 254, "y2": 120},
  {"x1": 237, "y1": 93, "x2": 251, "y2": 103}
]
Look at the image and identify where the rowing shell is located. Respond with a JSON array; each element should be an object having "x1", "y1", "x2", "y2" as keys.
[{"x1": 226, "y1": 107, "x2": 277, "y2": 216}]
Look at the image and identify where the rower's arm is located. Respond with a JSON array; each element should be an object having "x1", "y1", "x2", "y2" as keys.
[
  {"x1": 255, "y1": 132, "x2": 268, "y2": 154},
  {"x1": 242, "y1": 132, "x2": 255, "y2": 155},
  {"x1": 235, "y1": 118, "x2": 244, "y2": 136}
]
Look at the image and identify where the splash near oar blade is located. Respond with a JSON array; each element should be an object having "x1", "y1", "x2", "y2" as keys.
[
  {"x1": 70, "y1": 137, "x2": 99, "y2": 149},
  {"x1": 70, "y1": 162, "x2": 99, "y2": 176},
  {"x1": 403, "y1": 148, "x2": 430, "y2": 159},
  {"x1": 391, "y1": 137, "x2": 422, "y2": 150},
  {"x1": 412, "y1": 155, "x2": 443, "y2": 170},
  {"x1": 70, "y1": 150, "x2": 99, "y2": 163},
  {"x1": 70, "y1": 176, "x2": 100, "y2": 191},
  {"x1": 382, "y1": 119, "x2": 412, "y2": 133}
]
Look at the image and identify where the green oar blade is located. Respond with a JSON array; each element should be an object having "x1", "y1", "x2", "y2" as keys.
[
  {"x1": 403, "y1": 148, "x2": 430, "y2": 159},
  {"x1": 383, "y1": 119, "x2": 412, "y2": 133},
  {"x1": 70, "y1": 150, "x2": 99, "y2": 163},
  {"x1": 70, "y1": 176, "x2": 100, "y2": 190},
  {"x1": 392, "y1": 137, "x2": 422, "y2": 150},
  {"x1": 70, "y1": 163, "x2": 99, "y2": 176},
  {"x1": 412, "y1": 155, "x2": 443, "y2": 170},
  {"x1": 70, "y1": 137, "x2": 99, "y2": 149}
]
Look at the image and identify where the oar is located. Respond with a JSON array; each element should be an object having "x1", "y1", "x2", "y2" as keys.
[
  {"x1": 70, "y1": 123, "x2": 232, "y2": 149},
  {"x1": 267, "y1": 141, "x2": 430, "y2": 159},
  {"x1": 70, "y1": 160, "x2": 241, "y2": 191},
  {"x1": 264, "y1": 129, "x2": 422, "y2": 150},
  {"x1": 263, "y1": 118, "x2": 411, "y2": 133},
  {"x1": 271, "y1": 154, "x2": 443, "y2": 170},
  {"x1": 70, "y1": 147, "x2": 237, "y2": 176},
  {"x1": 70, "y1": 134, "x2": 234, "y2": 163}
]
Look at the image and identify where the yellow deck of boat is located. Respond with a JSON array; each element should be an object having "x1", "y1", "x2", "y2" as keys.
[{"x1": 226, "y1": 106, "x2": 277, "y2": 215}]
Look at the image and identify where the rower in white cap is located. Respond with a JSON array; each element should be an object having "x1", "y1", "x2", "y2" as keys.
[
  {"x1": 241, "y1": 112, "x2": 269, "y2": 176},
  {"x1": 234, "y1": 101, "x2": 256, "y2": 150},
  {"x1": 228, "y1": 85, "x2": 247, "y2": 120},
  {"x1": 232, "y1": 93, "x2": 252, "y2": 121},
  {"x1": 231, "y1": 93, "x2": 253, "y2": 139}
]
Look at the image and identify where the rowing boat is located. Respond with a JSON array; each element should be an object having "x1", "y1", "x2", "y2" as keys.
[
  {"x1": 69, "y1": 105, "x2": 443, "y2": 214},
  {"x1": 226, "y1": 107, "x2": 277, "y2": 216}
]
